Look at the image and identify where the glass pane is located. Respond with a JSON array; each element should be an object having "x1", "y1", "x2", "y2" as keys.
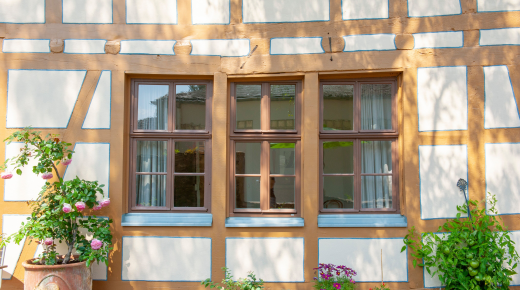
[
  {"x1": 323, "y1": 176, "x2": 354, "y2": 209},
  {"x1": 136, "y1": 175, "x2": 166, "y2": 207},
  {"x1": 361, "y1": 141, "x2": 392, "y2": 174},
  {"x1": 269, "y1": 176, "x2": 295, "y2": 209},
  {"x1": 323, "y1": 141, "x2": 354, "y2": 174},
  {"x1": 270, "y1": 85, "x2": 295, "y2": 130},
  {"x1": 137, "y1": 85, "x2": 169, "y2": 130},
  {"x1": 174, "y1": 176, "x2": 204, "y2": 207},
  {"x1": 361, "y1": 84, "x2": 392, "y2": 130},
  {"x1": 235, "y1": 143, "x2": 261, "y2": 174},
  {"x1": 236, "y1": 176, "x2": 260, "y2": 209},
  {"x1": 176, "y1": 85, "x2": 206, "y2": 130},
  {"x1": 236, "y1": 85, "x2": 261, "y2": 130},
  {"x1": 323, "y1": 85, "x2": 354, "y2": 131},
  {"x1": 175, "y1": 141, "x2": 204, "y2": 173},
  {"x1": 136, "y1": 141, "x2": 167, "y2": 173},
  {"x1": 270, "y1": 143, "x2": 295, "y2": 175},
  {"x1": 362, "y1": 176, "x2": 392, "y2": 209}
]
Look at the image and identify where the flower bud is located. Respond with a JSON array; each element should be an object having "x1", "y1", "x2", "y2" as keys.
[
  {"x1": 75, "y1": 201, "x2": 86, "y2": 212},
  {"x1": 62, "y1": 158, "x2": 72, "y2": 166},
  {"x1": 41, "y1": 172, "x2": 53, "y2": 180},
  {"x1": 1, "y1": 172, "x2": 13, "y2": 179},
  {"x1": 93, "y1": 204, "x2": 102, "y2": 211},
  {"x1": 62, "y1": 203, "x2": 72, "y2": 213},
  {"x1": 100, "y1": 198, "x2": 110, "y2": 208},
  {"x1": 43, "y1": 238, "x2": 53, "y2": 246},
  {"x1": 91, "y1": 239, "x2": 103, "y2": 250}
]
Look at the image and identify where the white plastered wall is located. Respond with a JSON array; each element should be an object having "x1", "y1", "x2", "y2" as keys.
[
  {"x1": 6, "y1": 70, "x2": 86, "y2": 128},
  {"x1": 192, "y1": 0, "x2": 230, "y2": 24},
  {"x1": 0, "y1": 0, "x2": 45, "y2": 23},
  {"x1": 342, "y1": 0, "x2": 388, "y2": 20},
  {"x1": 270, "y1": 38, "x2": 325, "y2": 55},
  {"x1": 478, "y1": 0, "x2": 520, "y2": 12},
  {"x1": 485, "y1": 143, "x2": 520, "y2": 215},
  {"x1": 126, "y1": 0, "x2": 178, "y2": 24},
  {"x1": 408, "y1": 0, "x2": 461, "y2": 17},
  {"x1": 122, "y1": 237, "x2": 211, "y2": 281},
  {"x1": 83, "y1": 71, "x2": 112, "y2": 129},
  {"x1": 4, "y1": 143, "x2": 45, "y2": 201},
  {"x1": 417, "y1": 66, "x2": 468, "y2": 131},
  {"x1": 343, "y1": 34, "x2": 396, "y2": 51},
  {"x1": 64, "y1": 40, "x2": 106, "y2": 54},
  {"x1": 242, "y1": 0, "x2": 329, "y2": 23},
  {"x1": 318, "y1": 238, "x2": 408, "y2": 282},
  {"x1": 226, "y1": 238, "x2": 304, "y2": 282},
  {"x1": 1, "y1": 215, "x2": 30, "y2": 279},
  {"x1": 2, "y1": 39, "x2": 50, "y2": 53},
  {"x1": 62, "y1": 0, "x2": 112, "y2": 24},
  {"x1": 63, "y1": 143, "x2": 110, "y2": 199},
  {"x1": 413, "y1": 31, "x2": 464, "y2": 49},
  {"x1": 119, "y1": 40, "x2": 176, "y2": 55},
  {"x1": 484, "y1": 66, "x2": 520, "y2": 129},
  {"x1": 419, "y1": 145, "x2": 468, "y2": 220},
  {"x1": 480, "y1": 28, "x2": 520, "y2": 46},
  {"x1": 190, "y1": 39, "x2": 250, "y2": 57}
]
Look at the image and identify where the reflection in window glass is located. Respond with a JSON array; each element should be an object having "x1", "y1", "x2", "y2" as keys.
[
  {"x1": 362, "y1": 176, "x2": 392, "y2": 209},
  {"x1": 236, "y1": 85, "x2": 261, "y2": 130},
  {"x1": 174, "y1": 176, "x2": 204, "y2": 207},
  {"x1": 136, "y1": 141, "x2": 167, "y2": 173},
  {"x1": 361, "y1": 141, "x2": 392, "y2": 174},
  {"x1": 270, "y1": 143, "x2": 295, "y2": 175},
  {"x1": 361, "y1": 84, "x2": 392, "y2": 130},
  {"x1": 176, "y1": 85, "x2": 206, "y2": 130},
  {"x1": 235, "y1": 143, "x2": 261, "y2": 175},
  {"x1": 175, "y1": 141, "x2": 204, "y2": 173},
  {"x1": 269, "y1": 176, "x2": 295, "y2": 209},
  {"x1": 136, "y1": 175, "x2": 166, "y2": 207},
  {"x1": 236, "y1": 176, "x2": 260, "y2": 209},
  {"x1": 323, "y1": 176, "x2": 354, "y2": 209},
  {"x1": 323, "y1": 141, "x2": 354, "y2": 174},
  {"x1": 323, "y1": 85, "x2": 354, "y2": 131},
  {"x1": 270, "y1": 85, "x2": 295, "y2": 130},
  {"x1": 137, "y1": 85, "x2": 169, "y2": 130}
]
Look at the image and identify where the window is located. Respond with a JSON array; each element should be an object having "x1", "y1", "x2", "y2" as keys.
[
  {"x1": 320, "y1": 79, "x2": 399, "y2": 213},
  {"x1": 129, "y1": 80, "x2": 212, "y2": 212},
  {"x1": 229, "y1": 82, "x2": 302, "y2": 216}
]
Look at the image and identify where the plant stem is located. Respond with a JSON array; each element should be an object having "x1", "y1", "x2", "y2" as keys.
[{"x1": 63, "y1": 219, "x2": 76, "y2": 264}]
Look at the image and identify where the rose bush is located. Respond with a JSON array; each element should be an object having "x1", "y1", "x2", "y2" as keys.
[{"x1": 0, "y1": 128, "x2": 113, "y2": 267}]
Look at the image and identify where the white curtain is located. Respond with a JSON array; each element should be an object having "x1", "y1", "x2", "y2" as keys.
[
  {"x1": 361, "y1": 141, "x2": 392, "y2": 209},
  {"x1": 361, "y1": 84, "x2": 392, "y2": 130},
  {"x1": 137, "y1": 85, "x2": 169, "y2": 130},
  {"x1": 136, "y1": 141, "x2": 167, "y2": 207}
]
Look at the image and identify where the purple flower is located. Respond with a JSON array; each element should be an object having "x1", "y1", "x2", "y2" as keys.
[
  {"x1": 100, "y1": 198, "x2": 110, "y2": 208},
  {"x1": 333, "y1": 283, "x2": 341, "y2": 289},
  {"x1": 43, "y1": 238, "x2": 53, "y2": 246},
  {"x1": 1, "y1": 172, "x2": 13, "y2": 179},
  {"x1": 41, "y1": 172, "x2": 53, "y2": 180},
  {"x1": 91, "y1": 239, "x2": 102, "y2": 250},
  {"x1": 75, "y1": 201, "x2": 86, "y2": 212},
  {"x1": 93, "y1": 204, "x2": 102, "y2": 211},
  {"x1": 62, "y1": 158, "x2": 72, "y2": 166},
  {"x1": 62, "y1": 203, "x2": 72, "y2": 213}
]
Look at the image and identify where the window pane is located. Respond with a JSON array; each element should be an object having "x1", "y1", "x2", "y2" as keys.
[
  {"x1": 137, "y1": 85, "x2": 169, "y2": 130},
  {"x1": 270, "y1": 143, "x2": 295, "y2": 175},
  {"x1": 235, "y1": 176, "x2": 260, "y2": 209},
  {"x1": 176, "y1": 85, "x2": 206, "y2": 130},
  {"x1": 362, "y1": 176, "x2": 392, "y2": 209},
  {"x1": 174, "y1": 176, "x2": 204, "y2": 207},
  {"x1": 235, "y1": 143, "x2": 261, "y2": 174},
  {"x1": 323, "y1": 176, "x2": 354, "y2": 209},
  {"x1": 175, "y1": 141, "x2": 204, "y2": 173},
  {"x1": 136, "y1": 175, "x2": 166, "y2": 207},
  {"x1": 236, "y1": 85, "x2": 261, "y2": 130},
  {"x1": 361, "y1": 141, "x2": 392, "y2": 174},
  {"x1": 136, "y1": 141, "x2": 167, "y2": 173},
  {"x1": 269, "y1": 176, "x2": 295, "y2": 209},
  {"x1": 323, "y1": 141, "x2": 354, "y2": 174},
  {"x1": 361, "y1": 84, "x2": 392, "y2": 130},
  {"x1": 270, "y1": 85, "x2": 295, "y2": 130},
  {"x1": 323, "y1": 85, "x2": 354, "y2": 131}
]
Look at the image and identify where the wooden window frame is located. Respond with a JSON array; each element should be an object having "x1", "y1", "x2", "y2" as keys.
[
  {"x1": 229, "y1": 81, "x2": 302, "y2": 217},
  {"x1": 319, "y1": 78, "x2": 399, "y2": 214},
  {"x1": 129, "y1": 79, "x2": 212, "y2": 213}
]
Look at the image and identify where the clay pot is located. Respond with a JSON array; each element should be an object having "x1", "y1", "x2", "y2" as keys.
[{"x1": 22, "y1": 258, "x2": 92, "y2": 290}]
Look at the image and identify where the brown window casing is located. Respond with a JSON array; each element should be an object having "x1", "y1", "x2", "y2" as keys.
[
  {"x1": 129, "y1": 79, "x2": 212, "y2": 213},
  {"x1": 229, "y1": 81, "x2": 302, "y2": 217},
  {"x1": 319, "y1": 78, "x2": 399, "y2": 214}
]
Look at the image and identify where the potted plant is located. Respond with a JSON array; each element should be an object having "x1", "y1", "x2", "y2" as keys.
[{"x1": 0, "y1": 128, "x2": 113, "y2": 290}]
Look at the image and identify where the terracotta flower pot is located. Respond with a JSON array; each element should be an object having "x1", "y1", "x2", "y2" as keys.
[{"x1": 22, "y1": 258, "x2": 92, "y2": 290}]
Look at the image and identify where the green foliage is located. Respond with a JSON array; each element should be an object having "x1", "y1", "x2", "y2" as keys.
[
  {"x1": 370, "y1": 283, "x2": 390, "y2": 290},
  {"x1": 402, "y1": 195, "x2": 519, "y2": 289},
  {"x1": 313, "y1": 264, "x2": 356, "y2": 290},
  {"x1": 0, "y1": 128, "x2": 113, "y2": 267},
  {"x1": 202, "y1": 267, "x2": 264, "y2": 290}
]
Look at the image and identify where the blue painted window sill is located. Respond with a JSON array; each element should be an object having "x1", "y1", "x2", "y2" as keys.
[
  {"x1": 317, "y1": 214, "x2": 407, "y2": 228},
  {"x1": 121, "y1": 213, "x2": 212, "y2": 227},
  {"x1": 225, "y1": 217, "x2": 305, "y2": 227}
]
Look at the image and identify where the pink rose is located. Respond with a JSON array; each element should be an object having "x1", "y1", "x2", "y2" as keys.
[
  {"x1": 41, "y1": 172, "x2": 53, "y2": 180},
  {"x1": 62, "y1": 158, "x2": 72, "y2": 166},
  {"x1": 90, "y1": 239, "x2": 102, "y2": 250},
  {"x1": 93, "y1": 204, "x2": 102, "y2": 211},
  {"x1": 62, "y1": 203, "x2": 72, "y2": 213},
  {"x1": 75, "y1": 201, "x2": 86, "y2": 212},
  {"x1": 43, "y1": 238, "x2": 53, "y2": 246},
  {"x1": 1, "y1": 172, "x2": 13, "y2": 179},
  {"x1": 100, "y1": 198, "x2": 110, "y2": 208}
]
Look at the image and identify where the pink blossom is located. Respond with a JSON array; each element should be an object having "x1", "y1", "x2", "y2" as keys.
[
  {"x1": 100, "y1": 198, "x2": 110, "y2": 208},
  {"x1": 62, "y1": 203, "x2": 72, "y2": 213},
  {"x1": 41, "y1": 172, "x2": 53, "y2": 180},
  {"x1": 62, "y1": 158, "x2": 72, "y2": 166},
  {"x1": 43, "y1": 238, "x2": 53, "y2": 246},
  {"x1": 91, "y1": 239, "x2": 102, "y2": 250},
  {"x1": 333, "y1": 283, "x2": 341, "y2": 290},
  {"x1": 75, "y1": 201, "x2": 86, "y2": 212},
  {"x1": 93, "y1": 204, "x2": 102, "y2": 211},
  {"x1": 1, "y1": 172, "x2": 13, "y2": 179}
]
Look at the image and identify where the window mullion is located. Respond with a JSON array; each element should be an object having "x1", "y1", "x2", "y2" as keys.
[
  {"x1": 260, "y1": 141, "x2": 269, "y2": 210},
  {"x1": 262, "y1": 83, "x2": 269, "y2": 131},
  {"x1": 169, "y1": 81, "x2": 175, "y2": 132},
  {"x1": 354, "y1": 139, "x2": 361, "y2": 211},
  {"x1": 354, "y1": 81, "x2": 360, "y2": 132},
  {"x1": 168, "y1": 139, "x2": 174, "y2": 210}
]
